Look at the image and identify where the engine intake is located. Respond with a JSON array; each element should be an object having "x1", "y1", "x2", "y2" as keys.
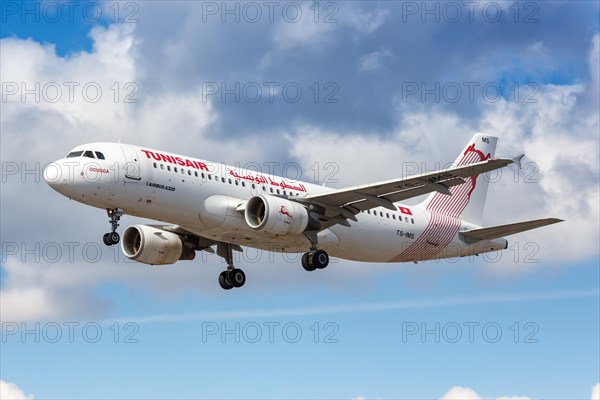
[
  {"x1": 245, "y1": 195, "x2": 314, "y2": 235},
  {"x1": 121, "y1": 225, "x2": 195, "y2": 265}
]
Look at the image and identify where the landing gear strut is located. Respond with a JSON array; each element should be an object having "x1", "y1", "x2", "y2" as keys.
[
  {"x1": 102, "y1": 208, "x2": 123, "y2": 246},
  {"x1": 301, "y1": 231, "x2": 330, "y2": 271},
  {"x1": 217, "y1": 243, "x2": 246, "y2": 290}
]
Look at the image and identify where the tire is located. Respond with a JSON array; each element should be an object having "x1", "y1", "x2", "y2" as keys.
[
  {"x1": 109, "y1": 232, "x2": 120, "y2": 245},
  {"x1": 230, "y1": 269, "x2": 246, "y2": 288},
  {"x1": 219, "y1": 271, "x2": 233, "y2": 290},
  {"x1": 312, "y1": 250, "x2": 329, "y2": 269},
  {"x1": 301, "y1": 252, "x2": 316, "y2": 271},
  {"x1": 103, "y1": 233, "x2": 112, "y2": 246}
]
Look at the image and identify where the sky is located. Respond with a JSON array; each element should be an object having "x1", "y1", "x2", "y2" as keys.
[{"x1": 0, "y1": 0, "x2": 599, "y2": 399}]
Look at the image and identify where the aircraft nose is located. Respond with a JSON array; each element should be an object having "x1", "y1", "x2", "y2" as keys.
[{"x1": 43, "y1": 160, "x2": 71, "y2": 192}]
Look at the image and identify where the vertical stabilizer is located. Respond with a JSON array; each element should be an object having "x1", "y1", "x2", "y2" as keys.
[{"x1": 418, "y1": 133, "x2": 497, "y2": 225}]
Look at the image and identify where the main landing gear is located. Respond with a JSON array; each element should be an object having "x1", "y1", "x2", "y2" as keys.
[
  {"x1": 301, "y1": 249, "x2": 330, "y2": 271},
  {"x1": 300, "y1": 231, "x2": 330, "y2": 271},
  {"x1": 102, "y1": 208, "x2": 123, "y2": 246},
  {"x1": 217, "y1": 243, "x2": 246, "y2": 290}
]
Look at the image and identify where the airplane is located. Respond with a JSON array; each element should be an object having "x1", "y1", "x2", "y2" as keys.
[{"x1": 43, "y1": 133, "x2": 562, "y2": 290}]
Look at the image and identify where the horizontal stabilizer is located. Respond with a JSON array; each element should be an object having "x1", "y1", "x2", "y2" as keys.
[{"x1": 460, "y1": 218, "x2": 563, "y2": 242}]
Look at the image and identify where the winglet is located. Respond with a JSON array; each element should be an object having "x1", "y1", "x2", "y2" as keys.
[{"x1": 512, "y1": 154, "x2": 525, "y2": 169}]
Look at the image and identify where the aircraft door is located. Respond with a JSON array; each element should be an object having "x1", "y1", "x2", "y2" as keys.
[{"x1": 121, "y1": 146, "x2": 141, "y2": 180}]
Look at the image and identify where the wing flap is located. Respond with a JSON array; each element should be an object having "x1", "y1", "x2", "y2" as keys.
[{"x1": 460, "y1": 218, "x2": 563, "y2": 242}]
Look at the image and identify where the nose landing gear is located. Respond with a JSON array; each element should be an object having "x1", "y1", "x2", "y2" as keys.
[{"x1": 102, "y1": 208, "x2": 123, "y2": 246}]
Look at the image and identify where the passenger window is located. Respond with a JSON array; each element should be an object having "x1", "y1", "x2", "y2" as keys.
[
  {"x1": 241, "y1": 181, "x2": 245, "y2": 187},
  {"x1": 160, "y1": 164, "x2": 164, "y2": 170},
  {"x1": 174, "y1": 167, "x2": 178, "y2": 173},
  {"x1": 380, "y1": 212, "x2": 383, "y2": 217},
  {"x1": 194, "y1": 171, "x2": 198, "y2": 177},
  {"x1": 83, "y1": 150, "x2": 95, "y2": 158},
  {"x1": 367, "y1": 210, "x2": 370, "y2": 214},
  {"x1": 405, "y1": 217, "x2": 409, "y2": 222},
  {"x1": 208, "y1": 174, "x2": 212, "y2": 180},
  {"x1": 221, "y1": 177, "x2": 225, "y2": 183},
  {"x1": 95, "y1": 151, "x2": 105, "y2": 160},
  {"x1": 167, "y1": 166, "x2": 171, "y2": 171},
  {"x1": 201, "y1": 172, "x2": 205, "y2": 179},
  {"x1": 270, "y1": 188, "x2": 274, "y2": 193},
  {"x1": 66, "y1": 151, "x2": 84, "y2": 158},
  {"x1": 228, "y1": 179, "x2": 232, "y2": 184},
  {"x1": 153, "y1": 162, "x2": 157, "y2": 168},
  {"x1": 411, "y1": 218, "x2": 415, "y2": 224},
  {"x1": 262, "y1": 186, "x2": 266, "y2": 191},
  {"x1": 386, "y1": 213, "x2": 390, "y2": 218},
  {"x1": 392, "y1": 215, "x2": 396, "y2": 220},
  {"x1": 251, "y1": 183, "x2": 255, "y2": 189},
  {"x1": 276, "y1": 189, "x2": 280, "y2": 195}
]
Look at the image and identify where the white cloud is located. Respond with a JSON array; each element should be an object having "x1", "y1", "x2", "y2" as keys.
[
  {"x1": 440, "y1": 386, "x2": 481, "y2": 400},
  {"x1": 348, "y1": 8, "x2": 390, "y2": 34},
  {"x1": 358, "y1": 47, "x2": 393, "y2": 73},
  {"x1": 0, "y1": 380, "x2": 33, "y2": 400},
  {"x1": 270, "y1": 3, "x2": 338, "y2": 51},
  {"x1": 592, "y1": 383, "x2": 600, "y2": 400},
  {"x1": 440, "y1": 386, "x2": 532, "y2": 400}
]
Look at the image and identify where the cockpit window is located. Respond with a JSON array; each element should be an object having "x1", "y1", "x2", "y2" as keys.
[
  {"x1": 83, "y1": 150, "x2": 95, "y2": 158},
  {"x1": 95, "y1": 151, "x2": 105, "y2": 160},
  {"x1": 66, "y1": 151, "x2": 84, "y2": 158}
]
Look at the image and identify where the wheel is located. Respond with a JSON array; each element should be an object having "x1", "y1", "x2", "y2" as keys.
[
  {"x1": 230, "y1": 268, "x2": 246, "y2": 288},
  {"x1": 301, "y1": 252, "x2": 316, "y2": 271},
  {"x1": 311, "y1": 249, "x2": 329, "y2": 269},
  {"x1": 109, "y1": 232, "x2": 120, "y2": 245},
  {"x1": 103, "y1": 233, "x2": 112, "y2": 246},
  {"x1": 218, "y1": 271, "x2": 233, "y2": 290}
]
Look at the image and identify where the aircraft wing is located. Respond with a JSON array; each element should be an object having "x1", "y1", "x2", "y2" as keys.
[
  {"x1": 300, "y1": 157, "x2": 518, "y2": 225},
  {"x1": 459, "y1": 218, "x2": 563, "y2": 242}
]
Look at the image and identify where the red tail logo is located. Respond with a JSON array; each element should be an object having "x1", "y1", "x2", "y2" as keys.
[{"x1": 463, "y1": 143, "x2": 491, "y2": 199}]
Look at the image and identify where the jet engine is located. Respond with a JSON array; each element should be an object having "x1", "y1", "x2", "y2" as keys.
[
  {"x1": 121, "y1": 225, "x2": 195, "y2": 265},
  {"x1": 245, "y1": 195, "x2": 316, "y2": 235}
]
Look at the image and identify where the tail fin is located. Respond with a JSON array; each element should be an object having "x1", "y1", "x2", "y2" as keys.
[{"x1": 418, "y1": 133, "x2": 497, "y2": 225}]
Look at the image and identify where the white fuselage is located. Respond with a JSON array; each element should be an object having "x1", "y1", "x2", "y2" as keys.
[{"x1": 44, "y1": 142, "x2": 507, "y2": 263}]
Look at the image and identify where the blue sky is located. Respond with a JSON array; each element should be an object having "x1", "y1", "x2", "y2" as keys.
[{"x1": 1, "y1": 1, "x2": 599, "y2": 399}]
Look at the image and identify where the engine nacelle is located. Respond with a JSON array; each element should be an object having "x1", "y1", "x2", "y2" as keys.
[
  {"x1": 245, "y1": 195, "x2": 312, "y2": 235},
  {"x1": 121, "y1": 225, "x2": 195, "y2": 265}
]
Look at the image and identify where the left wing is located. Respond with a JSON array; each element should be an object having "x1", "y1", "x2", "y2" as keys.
[
  {"x1": 299, "y1": 157, "x2": 518, "y2": 226},
  {"x1": 459, "y1": 218, "x2": 563, "y2": 242}
]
